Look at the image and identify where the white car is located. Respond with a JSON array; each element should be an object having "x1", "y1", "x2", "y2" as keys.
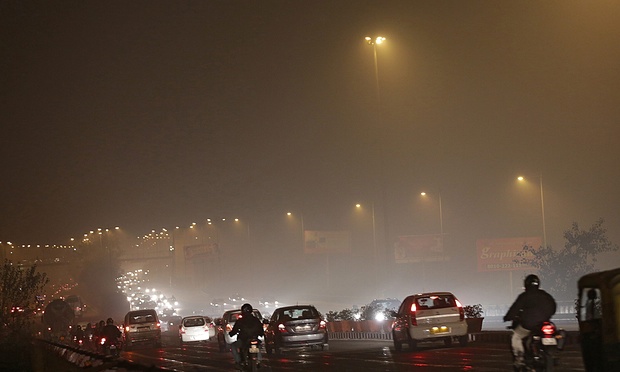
[
  {"x1": 391, "y1": 291, "x2": 468, "y2": 351},
  {"x1": 179, "y1": 316, "x2": 210, "y2": 344}
]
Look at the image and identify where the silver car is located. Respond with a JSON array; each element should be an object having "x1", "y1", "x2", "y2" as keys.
[
  {"x1": 123, "y1": 309, "x2": 162, "y2": 349},
  {"x1": 264, "y1": 305, "x2": 328, "y2": 354}
]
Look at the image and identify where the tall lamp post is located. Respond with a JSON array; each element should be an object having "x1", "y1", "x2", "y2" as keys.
[
  {"x1": 420, "y1": 191, "x2": 443, "y2": 238},
  {"x1": 365, "y1": 36, "x2": 386, "y2": 107},
  {"x1": 517, "y1": 174, "x2": 547, "y2": 249},
  {"x1": 356, "y1": 203, "x2": 378, "y2": 297},
  {"x1": 286, "y1": 212, "x2": 305, "y2": 250},
  {"x1": 364, "y1": 35, "x2": 389, "y2": 285}
]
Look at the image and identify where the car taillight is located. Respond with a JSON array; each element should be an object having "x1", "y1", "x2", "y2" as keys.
[
  {"x1": 455, "y1": 299, "x2": 465, "y2": 321},
  {"x1": 410, "y1": 303, "x2": 417, "y2": 326},
  {"x1": 319, "y1": 320, "x2": 326, "y2": 329},
  {"x1": 100, "y1": 337, "x2": 106, "y2": 345},
  {"x1": 125, "y1": 326, "x2": 130, "y2": 332},
  {"x1": 226, "y1": 324, "x2": 233, "y2": 332},
  {"x1": 278, "y1": 323, "x2": 288, "y2": 333},
  {"x1": 156, "y1": 322, "x2": 161, "y2": 328},
  {"x1": 541, "y1": 322, "x2": 555, "y2": 336}
]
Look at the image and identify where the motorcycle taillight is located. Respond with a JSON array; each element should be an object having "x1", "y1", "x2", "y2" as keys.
[{"x1": 541, "y1": 322, "x2": 555, "y2": 336}]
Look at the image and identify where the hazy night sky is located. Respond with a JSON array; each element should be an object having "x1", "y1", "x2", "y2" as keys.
[{"x1": 2, "y1": 1, "x2": 619, "y2": 301}]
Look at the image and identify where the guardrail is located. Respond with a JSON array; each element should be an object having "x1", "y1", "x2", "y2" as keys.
[
  {"x1": 34, "y1": 338, "x2": 172, "y2": 372},
  {"x1": 328, "y1": 330, "x2": 579, "y2": 345}
]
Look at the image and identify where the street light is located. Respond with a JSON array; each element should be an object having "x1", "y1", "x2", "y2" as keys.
[
  {"x1": 356, "y1": 203, "x2": 379, "y2": 297},
  {"x1": 286, "y1": 212, "x2": 305, "y2": 250},
  {"x1": 420, "y1": 191, "x2": 443, "y2": 238},
  {"x1": 364, "y1": 35, "x2": 390, "y2": 291},
  {"x1": 517, "y1": 174, "x2": 547, "y2": 249},
  {"x1": 365, "y1": 36, "x2": 386, "y2": 107}
]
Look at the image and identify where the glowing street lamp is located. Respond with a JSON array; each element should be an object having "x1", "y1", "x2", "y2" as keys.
[
  {"x1": 517, "y1": 174, "x2": 547, "y2": 249},
  {"x1": 364, "y1": 36, "x2": 386, "y2": 107},
  {"x1": 356, "y1": 203, "x2": 378, "y2": 296},
  {"x1": 286, "y1": 212, "x2": 305, "y2": 249},
  {"x1": 420, "y1": 191, "x2": 443, "y2": 237}
]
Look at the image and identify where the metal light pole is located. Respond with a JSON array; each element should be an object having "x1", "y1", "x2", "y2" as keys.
[
  {"x1": 286, "y1": 212, "x2": 305, "y2": 250},
  {"x1": 517, "y1": 174, "x2": 547, "y2": 249},
  {"x1": 365, "y1": 35, "x2": 389, "y2": 288},
  {"x1": 356, "y1": 203, "x2": 378, "y2": 297}
]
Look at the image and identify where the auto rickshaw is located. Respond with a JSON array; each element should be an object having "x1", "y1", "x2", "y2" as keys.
[{"x1": 577, "y1": 267, "x2": 620, "y2": 371}]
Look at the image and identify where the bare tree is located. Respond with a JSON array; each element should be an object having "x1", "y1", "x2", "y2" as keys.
[{"x1": 517, "y1": 218, "x2": 618, "y2": 301}]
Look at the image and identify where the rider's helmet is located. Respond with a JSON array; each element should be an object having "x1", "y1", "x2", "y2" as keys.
[
  {"x1": 106, "y1": 317, "x2": 114, "y2": 325},
  {"x1": 524, "y1": 274, "x2": 540, "y2": 291},
  {"x1": 241, "y1": 303, "x2": 253, "y2": 314}
]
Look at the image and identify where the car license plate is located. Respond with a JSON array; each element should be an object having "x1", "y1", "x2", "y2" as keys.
[
  {"x1": 250, "y1": 345, "x2": 259, "y2": 353},
  {"x1": 430, "y1": 326, "x2": 450, "y2": 335},
  {"x1": 542, "y1": 337, "x2": 557, "y2": 346},
  {"x1": 296, "y1": 325, "x2": 311, "y2": 332}
]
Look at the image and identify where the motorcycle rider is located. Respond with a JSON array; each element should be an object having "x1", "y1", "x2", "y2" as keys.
[
  {"x1": 504, "y1": 274, "x2": 556, "y2": 369},
  {"x1": 229, "y1": 303, "x2": 264, "y2": 370},
  {"x1": 101, "y1": 317, "x2": 122, "y2": 354}
]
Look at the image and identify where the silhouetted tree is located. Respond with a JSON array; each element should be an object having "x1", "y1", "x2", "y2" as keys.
[
  {"x1": 517, "y1": 218, "x2": 618, "y2": 301},
  {"x1": 0, "y1": 260, "x2": 48, "y2": 371}
]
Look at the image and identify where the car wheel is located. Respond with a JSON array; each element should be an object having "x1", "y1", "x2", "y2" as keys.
[
  {"x1": 458, "y1": 335, "x2": 468, "y2": 347},
  {"x1": 444, "y1": 337, "x2": 453, "y2": 347},
  {"x1": 408, "y1": 337, "x2": 417, "y2": 350},
  {"x1": 392, "y1": 331, "x2": 402, "y2": 351}
]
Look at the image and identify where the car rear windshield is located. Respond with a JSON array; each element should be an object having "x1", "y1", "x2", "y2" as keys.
[
  {"x1": 415, "y1": 295, "x2": 457, "y2": 309},
  {"x1": 183, "y1": 317, "x2": 205, "y2": 327},
  {"x1": 228, "y1": 311, "x2": 261, "y2": 323},
  {"x1": 128, "y1": 312, "x2": 157, "y2": 324},
  {"x1": 277, "y1": 307, "x2": 318, "y2": 321}
]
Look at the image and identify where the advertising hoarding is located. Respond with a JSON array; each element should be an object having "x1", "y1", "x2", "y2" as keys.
[
  {"x1": 304, "y1": 230, "x2": 351, "y2": 254},
  {"x1": 476, "y1": 237, "x2": 540, "y2": 272},
  {"x1": 394, "y1": 234, "x2": 446, "y2": 263}
]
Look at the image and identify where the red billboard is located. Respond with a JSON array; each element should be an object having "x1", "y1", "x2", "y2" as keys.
[{"x1": 476, "y1": 237, "x2": 540, "y2": 272}]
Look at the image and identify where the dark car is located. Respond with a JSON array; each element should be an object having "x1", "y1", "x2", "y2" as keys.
[{"x1": 264, "y1": 305, "x2": 328, "y2": 354}]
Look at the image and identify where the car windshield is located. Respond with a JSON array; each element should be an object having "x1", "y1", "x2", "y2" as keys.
[
  {"x1": 415, "y1": 295, "x2": 457, "y2": 309},
  {"x1": 184, "y1": 317, "x2": 205, "y2": 327}
]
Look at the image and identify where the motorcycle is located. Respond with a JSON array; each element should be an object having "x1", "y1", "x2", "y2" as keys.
[
  {"x1": 72, "y1": 334, "x2": 84, "y2": 347},
  {"x1": 240, "y1": 338, "x2": 262, "y2": 372},
  {"x1": 510, "y1": 321, "x2": 566, "y2": 371},
  {"x1": 99, "y1": 337, "x2": 120, "y2": 357}
]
